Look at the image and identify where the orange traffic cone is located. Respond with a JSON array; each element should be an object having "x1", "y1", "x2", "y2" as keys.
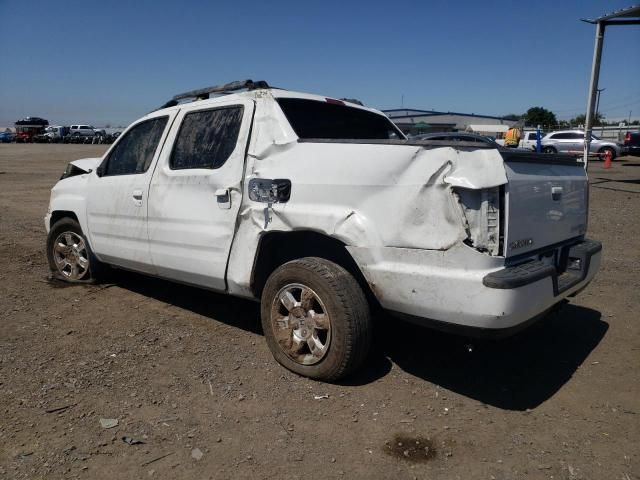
[{"x1": 604, "y1": 150, "x2": 612, "y2": 169}]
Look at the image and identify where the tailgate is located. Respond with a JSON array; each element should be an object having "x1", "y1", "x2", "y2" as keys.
[{"x1": 502, "y1": 152, "x2": 588, "y2": 258}]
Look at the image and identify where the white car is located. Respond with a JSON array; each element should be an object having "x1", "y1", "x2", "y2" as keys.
[
  {"x1": 520, "y1": 131, "x2": 543, "y2": 150},
  {"x1": 541, "y1": 130, "x2": 624, "y2": 159},
  {"x1": 70, "y1": 124, "x2": 100, "y2": 137},
  {"x1": 45, "y1": 80, "x2": 601, "y2": 381}
]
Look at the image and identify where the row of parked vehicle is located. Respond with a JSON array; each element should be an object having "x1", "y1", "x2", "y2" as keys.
[
  {"x1": 409, "y1": 129, "x2": 640, "y2": 159},
  {"x1": 34, "y1": 127, "x2": 122, "y2": 144},
  {"x1": 1, "y1": 118, "x2": 122, "y2": 144}
]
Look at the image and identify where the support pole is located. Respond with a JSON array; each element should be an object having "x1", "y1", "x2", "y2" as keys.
[{"x1": 584, "y1": 21, "x2": 605, "y2": 169}]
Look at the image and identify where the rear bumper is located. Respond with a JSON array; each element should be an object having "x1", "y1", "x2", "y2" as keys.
[
  {"x1": 347, "y1": 239, "x2": 602, "y2": 333},
  {"x1": 483, "y1": 239, "x2": 601, "y2": 295}
]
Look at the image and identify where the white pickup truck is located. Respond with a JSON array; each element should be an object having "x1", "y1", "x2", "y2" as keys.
[
  {"x1": 45, "y1": 80, "x2": 601, "y2": 381},
  {"x1": 495, "y1": 131, "x2": 541, "y2": 150}
]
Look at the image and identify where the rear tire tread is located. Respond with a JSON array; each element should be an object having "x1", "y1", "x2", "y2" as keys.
[{"x1": 261, "y1": 257, "x2": 372, "y2": 381}]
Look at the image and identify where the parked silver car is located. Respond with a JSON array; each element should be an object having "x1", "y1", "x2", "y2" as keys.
[
  {"x1": 70, "y1": 125, "x2": 103, "y2": 137},
  {"x1": 541, "y1": 130, "x2": 623, "y2": 159}
]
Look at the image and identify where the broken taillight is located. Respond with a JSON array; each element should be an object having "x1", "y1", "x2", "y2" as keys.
[{"x1": 454, "y1": 187, "x2": 503, "y2": 256}]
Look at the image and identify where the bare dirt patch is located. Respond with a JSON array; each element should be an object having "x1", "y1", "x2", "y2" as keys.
[{"x1": 1, "y1": 144, "x2": 638, "y2": 479}]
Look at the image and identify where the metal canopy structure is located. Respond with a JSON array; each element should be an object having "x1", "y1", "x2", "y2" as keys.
[{"x1": 581, "y1": 5, "x2": 640, "y2": 167}]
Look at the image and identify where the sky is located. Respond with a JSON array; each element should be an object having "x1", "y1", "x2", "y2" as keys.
[{"x1": 1, "y1": 0, "x2": 639, "y2": 127}]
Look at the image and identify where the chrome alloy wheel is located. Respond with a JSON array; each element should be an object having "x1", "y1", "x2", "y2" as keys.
[
  {"x1": 270, "y1": 283, "x2": 331, "y2": 365},
  {"x1": 52, "y1": 231, "x2": 90, "y2": 280}
]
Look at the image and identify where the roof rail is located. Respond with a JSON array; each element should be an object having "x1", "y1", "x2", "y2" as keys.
[
  {"x1": 156, "y1": 79, "x2": 270, "y2": 110},
  {"x1": 340, "y1": 98, "x2": 364, "y2": 106},
  {"x1": 173, "y1": 79, "x2": 269, "y2": 101}
]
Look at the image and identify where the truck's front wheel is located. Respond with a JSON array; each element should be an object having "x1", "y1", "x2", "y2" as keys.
[
  {"x1": 261, "y1": 257, "x2": 372, "y2": 381},
  {"x1": 46, "y1": 218, "x2": 103, "y2": 282}
]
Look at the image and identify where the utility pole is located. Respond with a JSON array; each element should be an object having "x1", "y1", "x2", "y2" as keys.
[{"x1": 595, "y1": 87, "x2": 605, "y2": 126}]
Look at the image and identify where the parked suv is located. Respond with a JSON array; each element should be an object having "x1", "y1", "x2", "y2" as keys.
[
  {"x1": 45, "y1": 80, "x2": 601, "y2": 381},
  {"x1": 70, "y1": 125, "x2": 100, "y2": 137},
  {"x1": 541, "y1": 130, "x2": 623, "y2": 159}
]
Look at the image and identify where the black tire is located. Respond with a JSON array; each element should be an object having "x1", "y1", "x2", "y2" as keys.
[
  {"x1": 598, "y1": 147, "x2": 616, "y2": 161},
  {"x1": 542, "y1": 146, "x2": 557, "y2": 154},
  {"x1": 46, "y1": 218, "x2": 105, "y2": 283},
  {"x1": 261, "y1": 257, "x2": 372, "y2": 381}
]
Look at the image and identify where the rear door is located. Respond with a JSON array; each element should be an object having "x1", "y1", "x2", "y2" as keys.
[
  {"x1": 147, "y1": 99, "x2": 254, "y2": 290},
  {"x1": 553, "y1": 132, "x2": 583, "y2": 153},
  {"x1": 85, "y1": 112, "x2": 175, "y2": 272}
]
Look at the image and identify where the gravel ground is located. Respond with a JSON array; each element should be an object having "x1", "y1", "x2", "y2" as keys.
[{"x1": 1, "y1": 144, "x2": 638, "y2": 480}]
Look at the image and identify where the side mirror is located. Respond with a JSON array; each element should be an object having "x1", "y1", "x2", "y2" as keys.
[
  {"x1": 248, "y1": 178, "x2": 291, "y2": 204},
  {"x1": 96, "y1": 164, "x2": 105, "y2": 177}
]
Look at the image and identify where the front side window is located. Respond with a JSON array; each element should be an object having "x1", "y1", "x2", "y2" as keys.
[
  {"x1": 170, "y1": 106, "x2": 244, "y2": 170},
  {"x1": 102, "y1": 116, "x2": 168, "y2": 176},
  {"x1": 277, "y1": 98, "x2": 403, "y2": 140}
]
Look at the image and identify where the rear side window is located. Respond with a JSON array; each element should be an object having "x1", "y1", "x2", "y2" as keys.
[
  {"x1": 103, "y1": 117, "x2": 168, "y2": 176},
  {"x1": 170, "y1": 106, "x2": 244, "y2": 170},
  {"x1": 277, "y1": 98, "x2": 403, "y2": 140}
]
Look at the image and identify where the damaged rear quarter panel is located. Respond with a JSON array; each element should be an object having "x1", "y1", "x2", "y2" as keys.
[{"x1": 226, "y1": 99, "x2": 507, "y2": 296}]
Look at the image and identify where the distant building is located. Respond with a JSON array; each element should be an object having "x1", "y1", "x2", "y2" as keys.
[{"x1": 383, "y1": 108, "x2": 517, "y2": 137}]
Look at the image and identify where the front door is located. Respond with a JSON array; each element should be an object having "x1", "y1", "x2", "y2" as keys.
[
  {"x1": 147, "y1": 99, "x2": 254, "y2": 290},
  {"x1": 85, "y1": 112, "x2": 175, "y2": 273}
]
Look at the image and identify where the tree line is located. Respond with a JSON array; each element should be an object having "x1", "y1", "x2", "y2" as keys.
[{"x1": 503, "y1": 107, "x2": 639, "y2": 129}]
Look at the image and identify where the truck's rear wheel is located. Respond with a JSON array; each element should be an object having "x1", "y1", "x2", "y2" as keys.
[
  {"x1": 261, "y1": 257, "x2": 372, "y2": 381},
  {"x1": 543, "y1": 146, "x2": 557, "y2": 154},
  {"x1": 47, "y1": 218, "x2": 103, "y2": 282}
]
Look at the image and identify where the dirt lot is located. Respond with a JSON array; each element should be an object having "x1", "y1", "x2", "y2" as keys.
[{"x1": 1, "y1": 144, "x2": 638, "y2": 480}]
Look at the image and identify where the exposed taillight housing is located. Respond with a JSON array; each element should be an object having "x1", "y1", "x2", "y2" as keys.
[{"x1": 454, "y1": 186, "x2": 504, "y2": 256}]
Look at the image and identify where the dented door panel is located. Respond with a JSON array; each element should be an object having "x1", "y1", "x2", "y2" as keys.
[{"x1": 147, "y1": 99, "x2": 255, "y2": 290}]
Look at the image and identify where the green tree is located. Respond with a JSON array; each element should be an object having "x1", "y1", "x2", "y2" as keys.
[
  {"x1": 571, "y1": 114, "x2": 586, "y2": 126},
  {"x1": 524, "y1": 107, "x2": 557, "y2": 128},
  {"x1": 569, "y1": 112, "x2": 605, "y2": 127}
]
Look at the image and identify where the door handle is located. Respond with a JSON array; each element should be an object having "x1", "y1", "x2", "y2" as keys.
[
  {"x1": 215, "y1": 188, "x2": 231, "y2": 209},
  {"x1": 132, "y1": 189, "x2": 143, "y2": 206}
]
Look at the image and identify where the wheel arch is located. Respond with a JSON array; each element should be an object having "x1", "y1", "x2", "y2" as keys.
[
  {"x1": 250, "y1": 230, "x2": 378, "y2": 308},
  {"x1": 50, "y1": 210, "x2": 79, "y2": 228}
]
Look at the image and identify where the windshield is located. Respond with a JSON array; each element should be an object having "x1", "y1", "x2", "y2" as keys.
[
  {"x1": 591, "y1": 134, "x2": 600, "y2": 140},
  {"x1": 277, "y1": 98, "x2": 404, "y2": 140}
]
